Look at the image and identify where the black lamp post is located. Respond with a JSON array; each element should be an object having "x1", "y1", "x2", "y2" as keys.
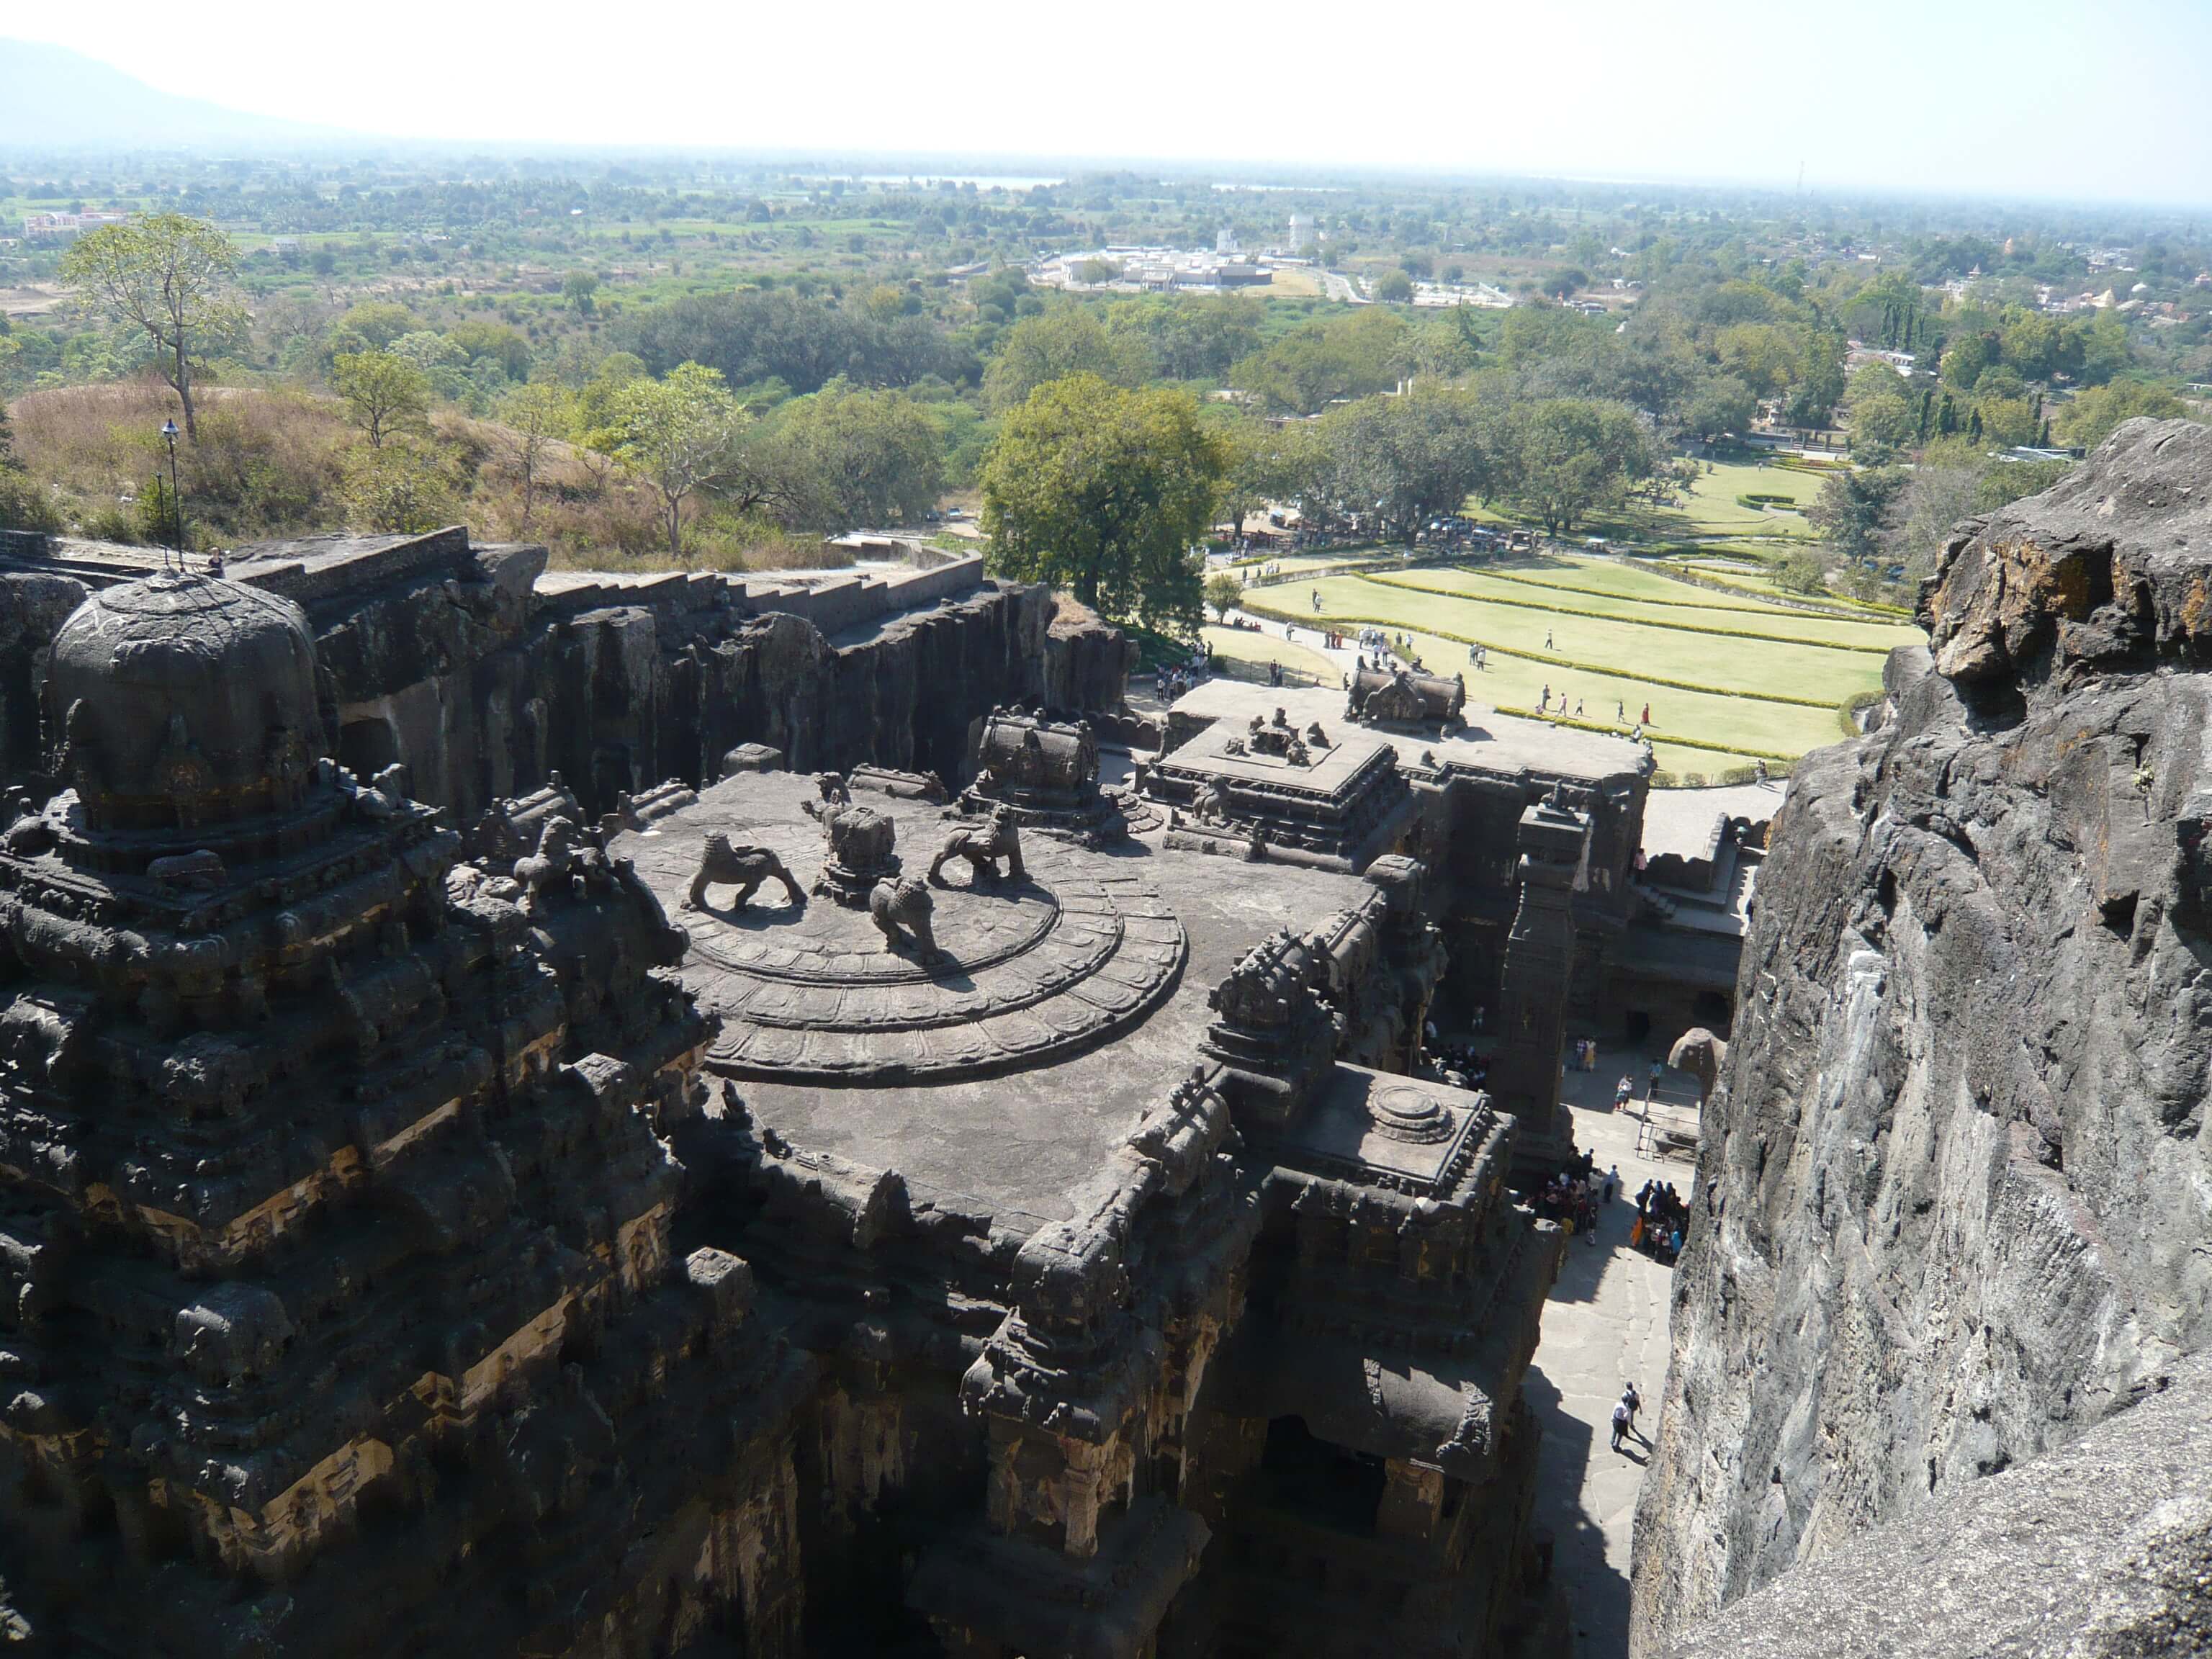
[{"x1": 159, "y1": 418, "x2": 183, "y2": 571}]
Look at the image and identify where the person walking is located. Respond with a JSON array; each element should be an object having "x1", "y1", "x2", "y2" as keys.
[
  {"x1": 1611, "y1": 1396, "x2": 1633, "y2": 1454},
  {"x1": 1641, "y1": 702, "x2": 1651, "y2": 726},
  {"x1": 1621, "y1": 1382, "x2": 1643, "y2": 1438},
  {"x1": 1545, "y1": 629, "x2": 1555, "y2": 651}
]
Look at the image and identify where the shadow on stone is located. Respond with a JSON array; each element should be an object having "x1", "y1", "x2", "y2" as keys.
[{"x1": 1524, "y1": 1366, "x2": 1631, "y2": 1658}]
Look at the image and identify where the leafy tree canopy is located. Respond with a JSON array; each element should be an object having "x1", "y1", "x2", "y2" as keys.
[{"x1": 980, "y1": 373, "x2": 1223, "y2": 629}]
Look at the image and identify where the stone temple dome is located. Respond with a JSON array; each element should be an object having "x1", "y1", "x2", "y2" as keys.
[{"x1": 47, "y1": 572, "x2": 323, "y2": 835}]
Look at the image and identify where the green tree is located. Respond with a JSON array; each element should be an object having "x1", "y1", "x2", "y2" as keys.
[
  {"x1": 1773, "y1": 549, "x2": 1829, "y2": 595},
  {"x1": 1372, "y1": 269, "x2": 1415, "y2": 304},
  {"x1": 1205, "y1": 571, "x2": 1244, "y2": 621},
  {"x1": 342, "y1": 439, "x2": 460, "y2": 534},
  {"x1": 1492, "y1": 399, "x2": 1650, "y2": 534},
  {"x1": 1843, "y1": 366, "x2": 1917, "y2": 457},
  {"x1": 1208, "y1": 407, "x2": 1323, "y2": 538},
  {"x1": 562, "y1": 270, "x2": 603, "y2": 315},
  {"x1": 1125, "y1": 297, "x2": 1264, "y2": 382},
  {"x1": 982, "y1": 309, "x2": 1154, "y2": 410},
  {"x1": 333, "y1": 350, "x2": 433, "y2": 449},
  {"x1": 611, "y1": 362, "x2": 749, "y2": 559},
  {"x1": 979, "y1": 374, "x2": 1224, "y2": 626},
  {"x1": 1716, "y1": 323, "x2": 1801, "y2": 400},
  {"x1": 332, "y1": 300, "x2": 419, "y2": 351},
  {"x1": 447, "y1": 320, "x2": 534, "y2": 382},
  {"x1": 1231, "y1": 309, "x2": 1408, "y2": 415},
  {"x1": 495, "y1": 382, "x2": 576, "y2": 529},
  {"x1": 762, "y1": 382, "x2": 945, "y2": 529},
  {"x1": 2059, "y1": 380, "x2": 2188, "y2": 451},
  {"x1": 1809, "y1": 466, "x2": 1907, "y2": 562},
  {"x1": 1316, "y1": 387, "x2": 1491, "y2": 541},
  {"x1": 58, "y1": 213, "x2": 241, "y2": 442},
  {"x1": 1783, "y1": 332, "x2": 1846, "y2": 428},
  {"x1": 1681, "y1": 374, "x2": 1756, "y2": 442}
]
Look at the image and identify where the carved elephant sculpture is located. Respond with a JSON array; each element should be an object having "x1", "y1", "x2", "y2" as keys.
[
  {"x1": 869, "y1": 876, "x2": 943, "y2": 963},
  {"x1": 1668, "y1": 1026, "x2": 1729, "y2": 1102},
  {"x1": 929, "y1": 807, "x2": 1025, "y2": 887}
]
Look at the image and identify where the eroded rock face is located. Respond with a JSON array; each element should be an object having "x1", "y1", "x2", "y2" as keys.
[
  {"x1": 1921, "y1": 418, "x2": 2212, "y2": 698},
  {"x1": 1661, "y1": 1354, "x2": 2212, "y2": 1659},
  {"x1": 1631, "y1": 420, "x2": 2212, "y2": 1653}
]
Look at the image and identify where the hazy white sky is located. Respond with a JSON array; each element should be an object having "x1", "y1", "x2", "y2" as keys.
[{"x1": 14, "y1": 0, "x2": 2212, "y2": 204}]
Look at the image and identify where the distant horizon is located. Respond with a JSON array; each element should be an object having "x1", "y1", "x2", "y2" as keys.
[{"x1": 4, "y1": 0, "x2": 2211, "y2": 211}]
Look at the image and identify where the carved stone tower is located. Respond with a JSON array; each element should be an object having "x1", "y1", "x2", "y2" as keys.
[
  {"x1": 0, "y1": 572, "x2": 805, "y2": 1655},
  {"x1": 1489, "y1": 788, "x2": 1592, "y2": 1174}
]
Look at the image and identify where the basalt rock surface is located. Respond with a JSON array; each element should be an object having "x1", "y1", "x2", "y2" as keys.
[{"x1": 1631, "y1": 419, "x2": 2212, "y2": 1653}]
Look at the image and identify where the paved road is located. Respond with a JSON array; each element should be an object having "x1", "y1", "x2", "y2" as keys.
[
  {"x1": 1527, "y1": 1044, "x2": 1696, "y2": 1659},
  {"x1": 1316, "y1": 269, "x2": 1370, "y2": 305}
]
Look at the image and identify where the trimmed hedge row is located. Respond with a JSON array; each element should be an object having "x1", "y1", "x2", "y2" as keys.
[
  {"x1": 1652, "y1": 559, "x2": 1915, "y2": 621},
  {"x1": 1493, "y1": 703, "x2": 1798, "y2": 763},
  {"x1": 1443, "y1": 562, "x2": 1823, "y2": 619},
  {"x1": 1236, "y1": 591, "x2": 1841, "y2": 709},
  {"x1": 1650, "y1": 762, "x2": 1796, "y2": 788},
  {"x1": 1837, "y1": 688, "x2": 1885, "y2": 737},
  {"x1": 1354, "y1": 571, "x2": 1895, "y2": 655}
]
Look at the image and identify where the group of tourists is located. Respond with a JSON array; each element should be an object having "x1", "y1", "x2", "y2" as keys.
[
  {"x1": 1426, "y1": 1040, "x2": 1490, "y2": 1091},
  {"x1": 1631, "y1": 1179, "x2": 1689, "y2": 1263},
  {"x1": 1534, "y1": 1147, "x2": 1622, "y2": 1246},
  {"x1": 1155, "y1": 647, "x2": 1215, "y2": 703},
  {"x1": 1356, "y1": 627, "x2": 1424, "y2": 675}
]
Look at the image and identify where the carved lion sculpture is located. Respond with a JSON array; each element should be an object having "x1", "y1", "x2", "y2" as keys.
[
  {"x1": 929, "y1": 806, "x2": 1025, "y2": 888},
  {"x1": 685, "y1": 833, "x2": 806, "y2": 913},
  {"x1": 513, "y1": 818, "x2": 576, "y2": 912},
  {"x1": 1668, "y1": 1026, "x2": 1729, "y2": 1102},
  {"x1": 868, "y1": 876, "x2": 943, "y2": 963}
]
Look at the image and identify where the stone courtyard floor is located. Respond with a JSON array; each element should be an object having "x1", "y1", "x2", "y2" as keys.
[{"x1": 1528, "y1": 1045, "x2": 1697, "y2": 1659}]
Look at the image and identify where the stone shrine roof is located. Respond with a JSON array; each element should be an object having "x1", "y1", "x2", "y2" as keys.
[
  {"x1": 48, "y1": 572, "x2": 321, "y2": 833},
  {"x1": 1169, "y1": 680, "x2": 1649, "y2": 786}
]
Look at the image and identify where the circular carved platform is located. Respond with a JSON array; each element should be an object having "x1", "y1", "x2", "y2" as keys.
[{"x1": 624, "y1": 812, "x2": 1185, "y2": 1085}]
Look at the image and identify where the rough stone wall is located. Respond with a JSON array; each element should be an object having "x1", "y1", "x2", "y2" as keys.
[
  {"x1": 1631, "y1": 420, "x2": 2212, "y2": 1652},
  {"x1": 1659, "y1": 1353, "x2": 2212, "y2": 1659},
  {"x1": 0, "y1": 536, "x2": 1125, "y2": 821}
]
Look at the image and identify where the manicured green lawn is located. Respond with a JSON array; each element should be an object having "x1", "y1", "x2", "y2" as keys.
[
  {"x1": 1201, "y1": 624, "x2": 1341, "y2": 684},
  {"x1": 1389, "y1": 567, "x2": 1917, "y2": 653},
  {"x1": 1241, "y1": 557, "x2": 1920, "y2": 764}
]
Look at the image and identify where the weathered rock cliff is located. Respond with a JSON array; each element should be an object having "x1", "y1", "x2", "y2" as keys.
[{"x1": 1632, "y1": 419, "x2": 2212, "y2": 1651}]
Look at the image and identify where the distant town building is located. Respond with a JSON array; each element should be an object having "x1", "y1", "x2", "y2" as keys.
[
  {"x1": 21, "y1": 210, "x2": 128, "y2": 242},
  {"x1": 1288, "y1": 212, "x2": 1316, "y2": 249},
  {"x1": 1215, "y1": 223, "x2": 1240, "y2": 254}
]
